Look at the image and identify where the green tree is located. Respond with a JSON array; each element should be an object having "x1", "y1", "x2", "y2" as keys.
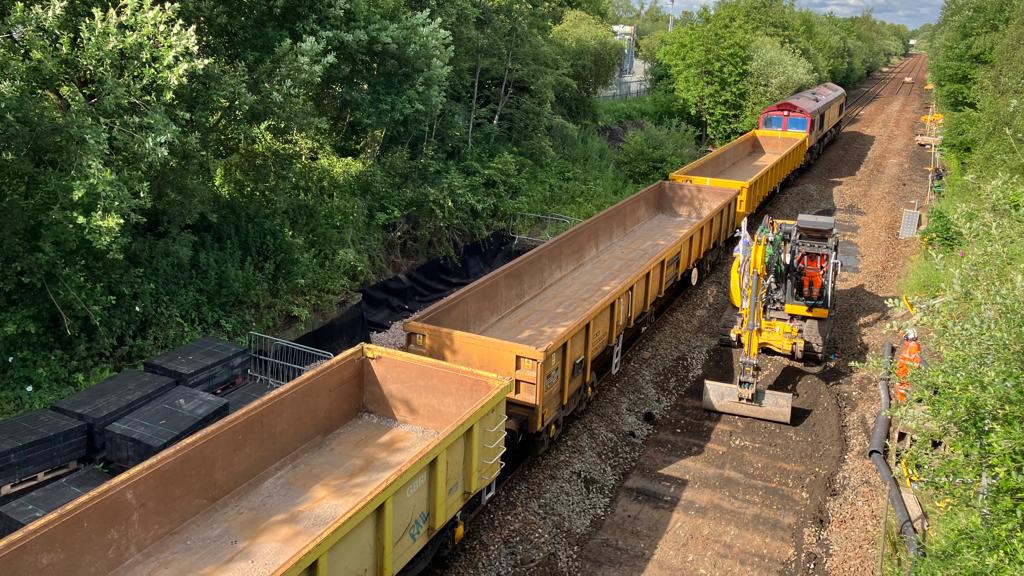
[
  {"x1": 747, "y1": 35, "x2": 817, "y2": 118},
  {"x1": 657, "y1": 6, "x2": 753, "y2": 144},
  {"x1": 931, "y1": 0, "x2": 1020, "y2": 112},
  {"x1": 551, "y1": 9, "x2": 623, "y2": 119},
  {"x1": 0, "y1": 0, "x2": 208, "y2": 410}
]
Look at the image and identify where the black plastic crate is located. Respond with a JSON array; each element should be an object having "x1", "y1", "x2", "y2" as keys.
[
  {"x1": 51, "y1": 370, "x2": 176, "y2": 456},
  {"x1": 0, "y1": 467, "x2": 111, "y2": 537},
  {"x1": 0, "y1": 411, "x2": 86, "y2": 487},
  {"x1": 224, "y1": 380, "x2": 277, "y2": 413},
  {"x1": 104, "y1": 387, "x2": 228, "y2": 469},
  {"x1": 143, "y1": 336, "x2": 248, "y2": 393}
]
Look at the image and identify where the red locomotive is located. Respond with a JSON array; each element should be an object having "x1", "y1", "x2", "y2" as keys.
[{"x1": 759, "y1": 83, "x2": 847, "y2": 161}]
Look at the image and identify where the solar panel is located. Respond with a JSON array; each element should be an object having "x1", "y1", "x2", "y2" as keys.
[{"x1": 899, "y1": 209, "x2": 921, "y2": 239}]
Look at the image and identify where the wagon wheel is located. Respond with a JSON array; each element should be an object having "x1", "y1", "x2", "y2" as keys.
[
  {"x1": 576, "y1": 377, "x2": 596, "y2": 414},
  {"x1": 533, "y1": 416, "x2": 563, "y2": 456}
]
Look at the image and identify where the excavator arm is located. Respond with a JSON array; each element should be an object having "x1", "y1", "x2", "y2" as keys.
[
  {"x1": 703, "y1": 217, "x2": 795, "y2": 424},
  {"x1": 736, "y1": 227, "x2": 767, "y2": 401}
]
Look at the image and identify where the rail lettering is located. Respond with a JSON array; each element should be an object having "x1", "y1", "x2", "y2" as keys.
[
  {"x1": 409, "y1": 511, "x2": 430, "y2": 543},
  {"x1": 591, "y1": 328, "x2": 608, "y2": 355},
  {"x1": 406, "y1": 472, "x2": 427, "y2": 497}
]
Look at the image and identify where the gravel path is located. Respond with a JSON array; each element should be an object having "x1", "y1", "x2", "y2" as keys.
[{"x1": 810, "y1": 54, "x2": 931, "y2": 576}]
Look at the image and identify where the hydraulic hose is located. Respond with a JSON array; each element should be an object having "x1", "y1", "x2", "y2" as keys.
[{"x1": 868, "y1": 341, "x2": 922, "y2": 557}]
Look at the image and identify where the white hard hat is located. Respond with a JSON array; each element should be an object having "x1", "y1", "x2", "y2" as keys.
[{"x1": 904, "y1": 328, "x2": 918, "y2": 341}]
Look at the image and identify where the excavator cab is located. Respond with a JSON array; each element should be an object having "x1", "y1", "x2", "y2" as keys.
[
  {"x1": 704, "y1": 214, "x2": 840, "y2": 424},
  {"x1": 787, "y1": 215, "x2": 839, "y2": 313}
]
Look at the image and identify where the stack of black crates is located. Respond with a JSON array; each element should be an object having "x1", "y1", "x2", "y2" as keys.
[
  {"x1": 51, "y1": 370, "x2": 177, "y2": 458},
  {"x1": 104, "y1": 386, "x2": 229, "y2": 469},
  {"x1": 101, "y1": 336, "x2": 246, "y2": 469},
  {"x1": 143, "y1": 336, "x2": 249, "y2": 394},
  {"x1": 0, "y1": 467, "x2": 111, "y2": 537},
  {"x1": 0, "y1": 410, "x2": 86, "y2": 492},
  {"x1": 0, "y1": 335, "x2": 254, "y2": 536}
]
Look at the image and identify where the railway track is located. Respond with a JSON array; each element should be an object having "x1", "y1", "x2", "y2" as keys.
[
  {"x1": 437, "y1": 58, "x2": 926, "y2": 575},
  {"x1": 842, "y1": 54, "x2": 919, "y2": 129},
  {"x1": 580, "y1": 54, "x2": 933, "y2": 576},
  {"x1": 894, "y1": 53, "x2": 928, "y2": 97}
]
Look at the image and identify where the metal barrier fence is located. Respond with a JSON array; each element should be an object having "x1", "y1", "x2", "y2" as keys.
[
  {"x1": 507, "y1": 212, "x2": 582, "y2": 246},
  {"x1": 247, "y1": 332, "x2": 334, "y2": 389},
  {"x1": 599, "y1": 78, "x2": 650, "y2": 100}
]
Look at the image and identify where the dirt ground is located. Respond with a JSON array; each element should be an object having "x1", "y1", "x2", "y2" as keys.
[{"x1": 434, "y1": 55, "x2": 932, "y2": 576}]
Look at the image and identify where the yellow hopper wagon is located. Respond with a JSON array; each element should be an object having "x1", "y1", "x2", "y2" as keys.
[
  {"x1": 670, "y1": 129, "x2": 808, "y2": 222},
  {"x1": 406, "y1": 181, "x2": 739, "y2": 451},
  {"x1": 0, "y1": 345, "x2": 510, "y2": 576}
]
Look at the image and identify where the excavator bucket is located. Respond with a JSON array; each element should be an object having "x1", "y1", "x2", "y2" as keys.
[{"x1": 702, "y1": 380, "x2": 793, "y2": 424}]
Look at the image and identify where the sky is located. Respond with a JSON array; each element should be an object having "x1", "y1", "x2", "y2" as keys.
[{"x1": 653, "y1": 0, "x2": 941, "y2": 29}]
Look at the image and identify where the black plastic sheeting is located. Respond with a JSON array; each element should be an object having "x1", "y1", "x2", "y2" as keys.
[
  {"x1": 296, "y1": 232, "x2": 524, "y2": 354},
  {"x1": 294, "y1": 300, "x2": 370, "y2": 356}
]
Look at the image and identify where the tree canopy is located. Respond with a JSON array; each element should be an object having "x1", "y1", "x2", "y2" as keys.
[
  {"x1": 0, "y1": 0, "x2": 907, "y2": 415},
  {"x1": 655, "y1": 0, "x2": 909, "y2": 143}
]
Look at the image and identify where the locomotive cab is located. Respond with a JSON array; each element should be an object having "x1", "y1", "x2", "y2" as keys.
[
  {"x1": 759, "y1": 111, "x2": 811, "y2": 134},
  {"x1": 759, "y1": 82, "x2": 846, "y2": 154}
]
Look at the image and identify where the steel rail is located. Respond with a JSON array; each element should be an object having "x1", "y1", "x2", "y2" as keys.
[{"x1": 842, "y1": 55, "x2": 918, "y2": 130}]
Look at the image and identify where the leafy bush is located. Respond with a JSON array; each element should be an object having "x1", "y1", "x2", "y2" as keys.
[
  {"x1": 615, "y1": 122, "x2": 698, "y2": 185},
  {"x1": 919, "y1": 206, "x2": 964, "y2": 250},
  {"x1": 898, "y1": 2, "x2": 1024, "y2": 570},
  {"x1": 597, "y1": 90, "x2": 690, "y2": 128}
]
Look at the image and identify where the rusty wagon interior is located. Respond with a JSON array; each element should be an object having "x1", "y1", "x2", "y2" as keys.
[
  {"x1": 682, "y1": 131, "x2": 802, "y2": 182},
  {"x1": 0, "y1": 346, "x2": 501, "y2": 576},
  {"x1": 414, "y1": 181, "x2": 738, "y2": 348}
]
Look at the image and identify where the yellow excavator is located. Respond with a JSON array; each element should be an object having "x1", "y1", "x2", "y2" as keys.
[{"x1": 704, "y1": 214, "x2": 840, "y2": 424}]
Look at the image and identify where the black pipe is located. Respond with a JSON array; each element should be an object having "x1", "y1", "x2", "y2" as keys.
[{"x1": 868, "y1": 341, "x2": 922, "y2": 557}]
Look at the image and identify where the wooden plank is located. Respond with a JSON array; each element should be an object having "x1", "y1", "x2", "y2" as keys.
[{"x1": 0, "y1": 462, "x2": 79, "y2": 498}]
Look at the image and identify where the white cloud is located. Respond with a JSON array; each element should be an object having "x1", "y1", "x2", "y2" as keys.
[
  {"x1": 642, "y1": 0, "x2": 940, "y2": 28},
  {"x1": 796, "y1": 0, "x2": 940, "y2": 27}
]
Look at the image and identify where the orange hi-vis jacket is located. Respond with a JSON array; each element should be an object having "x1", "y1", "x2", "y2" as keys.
[
  {"x1": 894, "y1": 339, "x2": 922, "y2": 402},
  {"x1": 797, "y1": 253, "x2": 828, "y2": 301}
]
